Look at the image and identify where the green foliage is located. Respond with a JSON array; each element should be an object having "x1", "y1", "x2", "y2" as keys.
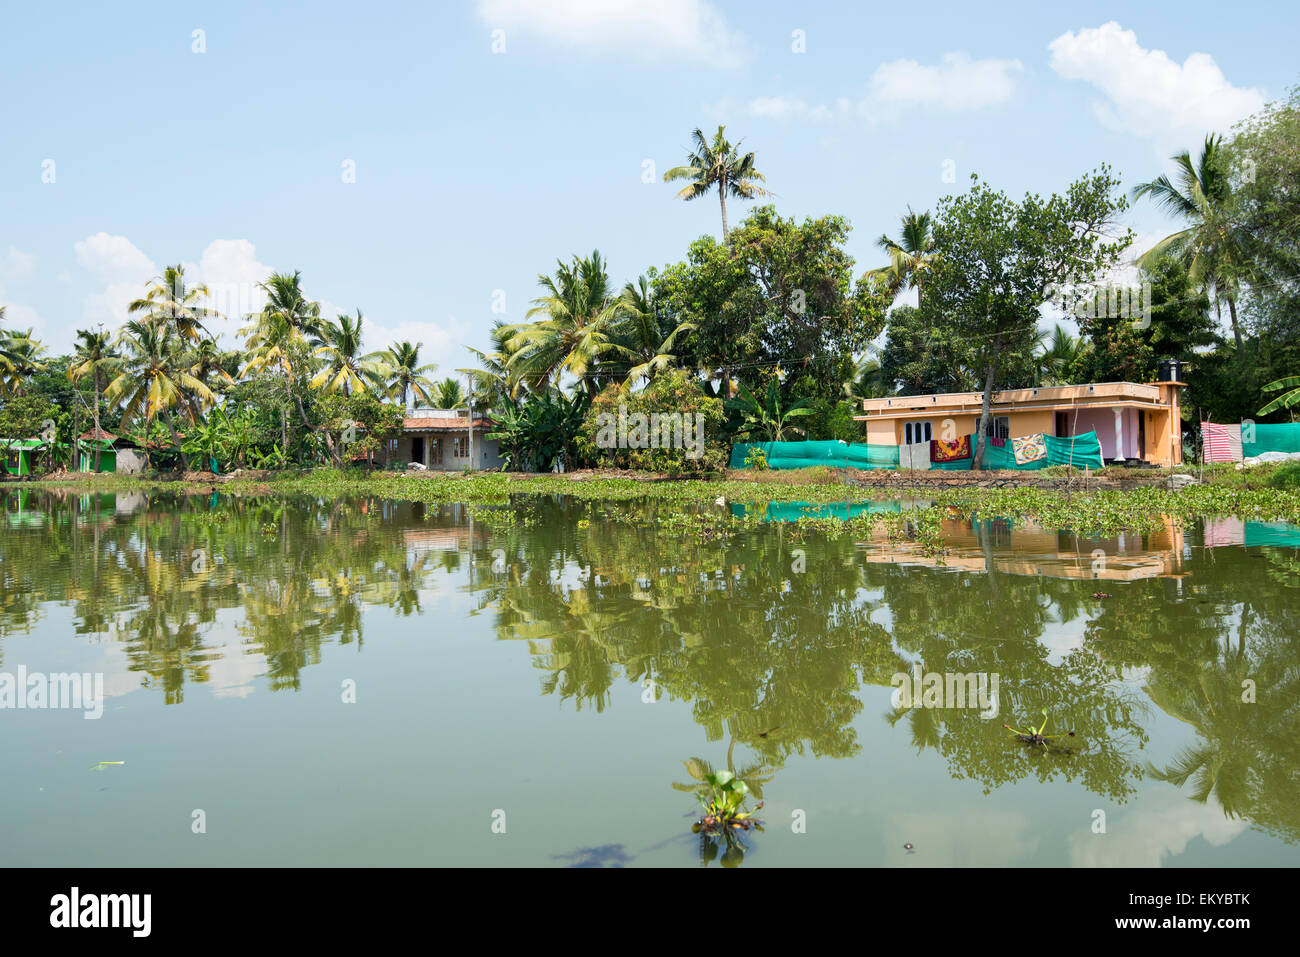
[
  {"x1": 1268, "y1": 463, "x2": 1300, "y2": 489},
  {"x1": 576, "y1": 369, "x2": 726, "y2": 474},
  {"x1": 489, "y1": 390, "x2": 591, "y2": 472},
  {"x1": 0, "y1": 392, "x2": 56, "y2": 440},
  {"x1": 743, "y1": 446, "x2": 769, "y2": 470},
  {"x1": 654, "y1": 205, "x2": 891, "y2": 402},
  {"x1": 726, "y1": 379, "x2": 814, "y2": 442}
]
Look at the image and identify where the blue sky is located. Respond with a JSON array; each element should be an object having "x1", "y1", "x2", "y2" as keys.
[{"x1": 2, "y1": 0, "x2": 1296, "y2": 373}]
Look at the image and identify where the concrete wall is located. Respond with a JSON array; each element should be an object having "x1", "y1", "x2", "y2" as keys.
[{"x1": 394, "y1": 433, "x2": 503, "y2": 470}]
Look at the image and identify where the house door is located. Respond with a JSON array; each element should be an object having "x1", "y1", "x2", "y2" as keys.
[
  {"x1": 1138, "y1": 412, "x2": 1146, "y2": 460},
  {"x1": 411, "y1": 437, "x2": 424, "y2": 464}
]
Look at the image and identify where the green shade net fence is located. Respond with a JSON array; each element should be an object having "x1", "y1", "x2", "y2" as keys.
[
  {"x1": 1243, "y1": 423, "x2": 1300, "y2": 457},
  {"x1": 730, "y1": 431, "x2": 1103, "y2": 471},
  {"x1": 729, "y1": 440, "x2": 899, "y2": 471}
]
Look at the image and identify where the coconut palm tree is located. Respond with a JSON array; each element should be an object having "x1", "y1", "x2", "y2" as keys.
[
  {"x1": 241, "y1": 271, "x2": 322, "y2": 451},
  {"x1": 127, "y1": 265, "x2": 221, "y2": 343},
  {"x1": 0, "y1": 328, "x2": 48, "y2": 395},
  {"x1": 375, "y1": 340, "x2": 438, "y2": 409},
  {"x1": 310, "y1": 310, "x2": 381, "y2": 395},
  {"x1": 186, "y1": 337, "x2": 237, "y2": 391},
  {"x1": 866, "y1": 207, "x2": 936, "y2": 308},
  {"x1": 463, "y1": 320, "x2": 525, "y2": 409},
  {"x1": 503, "y1": 251, "x2": 622, "y2": 394},
  {"x1": 1132, "y1": 135, "x2": 1250, "y2": 350},
  {"x1": 1036, "y1": 323, "x2": 1090, "y2": 386},
  {"x1": 106, "y1": 320, "x2": 217, "y2": 469},
  {"x1": 608, "y1": 276, "x2": 696, "y2": 390},
  {"x1": 68, "y1": 329, "x2": 123, "y2": 471},
  {"x1": 434, "y1": 377, "x2": 464, "y2": 409},
  {"x1": 663, "y1": 126, "x2": 770, "y2": 240}
]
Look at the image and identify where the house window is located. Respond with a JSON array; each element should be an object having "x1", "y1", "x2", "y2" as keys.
[
  {"x1": 904, "y1": 421, "x2": 933, "y2": 445},
  {"x1": 454, "y1": 436, "x2": 468, "y2": 457},
  {"x1": 992, "y1": 416, "x2": 1010, "y2": 439}
]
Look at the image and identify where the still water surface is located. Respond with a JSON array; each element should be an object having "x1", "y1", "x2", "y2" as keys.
[{"x1": 1, "y1": 488, "x2": 1298, "y2": 867}]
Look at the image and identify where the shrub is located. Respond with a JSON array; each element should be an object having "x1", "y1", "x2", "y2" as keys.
[
  {"x1": 576, "y1": 370, "x2": 727, "y2": 474},
  {"x1": 1268, "y1": 462, "x2": 1300, "y2": 489},
  {"x1": 744, "y1": 446, "x2": 769, "y2": 470}
]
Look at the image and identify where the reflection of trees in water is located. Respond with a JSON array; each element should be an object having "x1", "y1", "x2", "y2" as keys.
[
  {"x1": 4, "y1": 489, "x2": 1299, "y2": 838},
  {"x1": 0, "y1": 490, "x2": 447, "y2": 700},
  {"x1": 876, "y1": 564, "x2": 1149, "y2": 801},
  {"x1": 1086, "y1": 545, "x2": 1300, "y2": 842}
]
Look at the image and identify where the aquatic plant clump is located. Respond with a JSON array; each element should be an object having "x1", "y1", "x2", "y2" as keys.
[{"x1": 692, "y1": 769, "x2": 764, "y2": 835}]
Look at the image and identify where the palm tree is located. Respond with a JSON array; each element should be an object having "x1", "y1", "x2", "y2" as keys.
[
  {"x1": 663, "y1": 126, "x2": 770, "y2": 240},
  {"x1": 1036, "y1": 324, "x2": 1089, "y2": 386},
  {"x1": 376, "y1": 340, "x2": 438, "y2": 409},
  {"x1": 866, "y1": 207, "x2": 936, "y2": 308},
  {"x1": 503, "y1": 251, "x2": 621, "y2": 394},
  {"x1": 608, "y1": 276, "x2": 695, "y2": 390},
  {"x1": 434, "y1": 377, "x2": 464, "y2": 409},
  {"x1": 68, "y1": 329, "x2": 122, "y2": 471},
  {"x1": 1132, "y1": 135, "x2": 1250, "y2": 350},
  {"x1": 0, "y1": 328, "x2": 48, "y2": 395},
  {"x1": 106, "y1": 320, "x2": 216, "y2": 469},
  {"x1": 463, "y1": 320, "x2": 524, "y2": 409},
  {"x1": 310, "y1": 310, "x2": 380, "y2": 395},
  {"x1": 241, "y1": 271, "x2": 322, "y2": 452},
  {"x1": 186, "y1": 337, "x2": 237, "y2": 391},
  {"x1": 127, "y1": 265, "x2": 220, "y2": 343}
]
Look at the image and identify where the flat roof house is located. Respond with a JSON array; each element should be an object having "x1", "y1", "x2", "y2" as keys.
[
  {"x1": 854, "y1": 376, "x2": 1187, "y2": 466},
  {"x1": 392, "y1": 408, "x2": 504, "y2": 471}
]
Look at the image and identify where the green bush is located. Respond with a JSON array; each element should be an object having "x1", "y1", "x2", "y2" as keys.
[
  {"x1": 743, "y1": 446, "x2": 769, "y2": 470},
  {"x1": 576, "y1": 370, "x2": 727, "y2": 474},
  {"x1": 1268, "y1": 462, "x2": 1300, "y2": 488}
]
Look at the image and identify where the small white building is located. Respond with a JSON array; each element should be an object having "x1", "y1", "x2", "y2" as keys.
[{"x1": 391, "y1": 408, "x2": 503, "y2": 471}]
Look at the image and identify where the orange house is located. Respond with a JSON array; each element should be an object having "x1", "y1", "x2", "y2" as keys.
[{"x1": 854, "y1": 380, "x2": 1187, "y2": 465}]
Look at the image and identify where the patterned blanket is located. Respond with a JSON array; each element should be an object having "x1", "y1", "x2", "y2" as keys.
[
  {"x1": 931, "y1": 435, "x2": 971, "y2": 462},
  {"x1": 1012, "y1": 433, "x2": 1048, "y2": 465}
]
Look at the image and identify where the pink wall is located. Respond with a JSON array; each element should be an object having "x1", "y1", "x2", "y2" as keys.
[{"x1": 1068, "y1": 407, "x2": 1140, "y2": 459}]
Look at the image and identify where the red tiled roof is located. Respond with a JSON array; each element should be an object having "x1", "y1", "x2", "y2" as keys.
[{"x1": 79, "y1": 428, "x2": 119, "y2": 442}]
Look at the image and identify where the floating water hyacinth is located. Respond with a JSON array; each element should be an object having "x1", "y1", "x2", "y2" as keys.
[{"x1": 91, "y1": 761, "x2": 125, "y2": 770}]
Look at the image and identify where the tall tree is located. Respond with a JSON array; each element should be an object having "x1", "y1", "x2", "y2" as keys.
[
  {"x1": 663, "y1": 126, "x2": 770, "y2": 240},
  {"x1": 608, "y1": 276, "x2": 695, "y2": 390},
  {"x1": 923, "y1": 171, "x2": 1131, "y2": 468},
  {"x1": 310, "y1": 310, "x2": 380, "y2": 395},
  {"x1": 503, "y1": 251, "x2": 621, "y2": 395},
  {"x1": 106, "y1": 320, "x2": 216, "y2": 469},
  {"x1": 376, "y1": 341, "x2": 438, "y2": 409},
  {"x1": 68, "y1": 329, "x2": 122, "y2": 471},
  {"x1": 241, "y1": 271, "x2": 322, "y2": 453},
  {"x1": 127, "y1": 265, "x2": 220, "y2": 343},
  {"x1": 867, "y1": 207, "x2": 936, "y2": 309},
  {"x1": 0, "y1": 327, "x2": 47, "y2": 395},
  {"x1": 1132, "y1": 135, "x2": 1250, "y2": 350}
]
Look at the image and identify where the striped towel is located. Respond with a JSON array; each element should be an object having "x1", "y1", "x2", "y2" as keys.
[{"x1": 1201, "y1": 422, "x2": 1243, "y2": 463}]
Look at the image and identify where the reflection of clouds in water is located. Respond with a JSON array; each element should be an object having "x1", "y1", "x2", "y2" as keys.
[
  {"x1": 1068, "y1": 792, "x2": 1246, "y2": 867},
  {"x1": 1037, "y1": 615, "x2": 1086, "y2": 666},
  {"x1": 887, "y1": 809, "x2": 1039, "y2": 866}
]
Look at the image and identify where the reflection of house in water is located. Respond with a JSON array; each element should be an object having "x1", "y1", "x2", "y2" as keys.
[
  {"x1": 401, "y1": 522, "x2": 489, "y2": 557},
  {"x1": 859, "y1": 516, "x2": 1189, "y2": 582},
  {"x1": 114, "y1": 493, "x2": 146, "y2": 517}
]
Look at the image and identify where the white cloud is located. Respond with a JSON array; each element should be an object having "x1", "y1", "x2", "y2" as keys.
[
  {"x1": 1048, "y1": 22, "x2": 1265, "y2": 143},
  {"x1": 73, "y1": 232, "x2": 158, "y2": 328},
  {"x1": 1068, "y1": 792, "x2": 1247, "y2": 867},
  {"x1": 747, "y1": 96, "x2": 832, "y2": 122},
  {"x1": 0, "y1": 246, "x2": 38, "y2": 283},
  {"x1": 745, "y1": 53, "x2": 1023, "y2": 127},
  {"x1": 475, "y1": 0, "x2": 750, "y2": 67},
  {"x1": 865, "y1": 53, "x2": 1023, "y2": 114},
  {"x1": 184, "y1": 238, "x2": 274, "y2": 332}
]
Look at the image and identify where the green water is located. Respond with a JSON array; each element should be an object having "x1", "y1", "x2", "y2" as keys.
[{"x1": 1, "y1": 488, "x2": 1298, "y2": 867}]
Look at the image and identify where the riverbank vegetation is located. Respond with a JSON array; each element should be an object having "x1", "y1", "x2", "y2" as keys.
[{"x1": 2, "y1": 87, "x2": 1298, "y2": 477}]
